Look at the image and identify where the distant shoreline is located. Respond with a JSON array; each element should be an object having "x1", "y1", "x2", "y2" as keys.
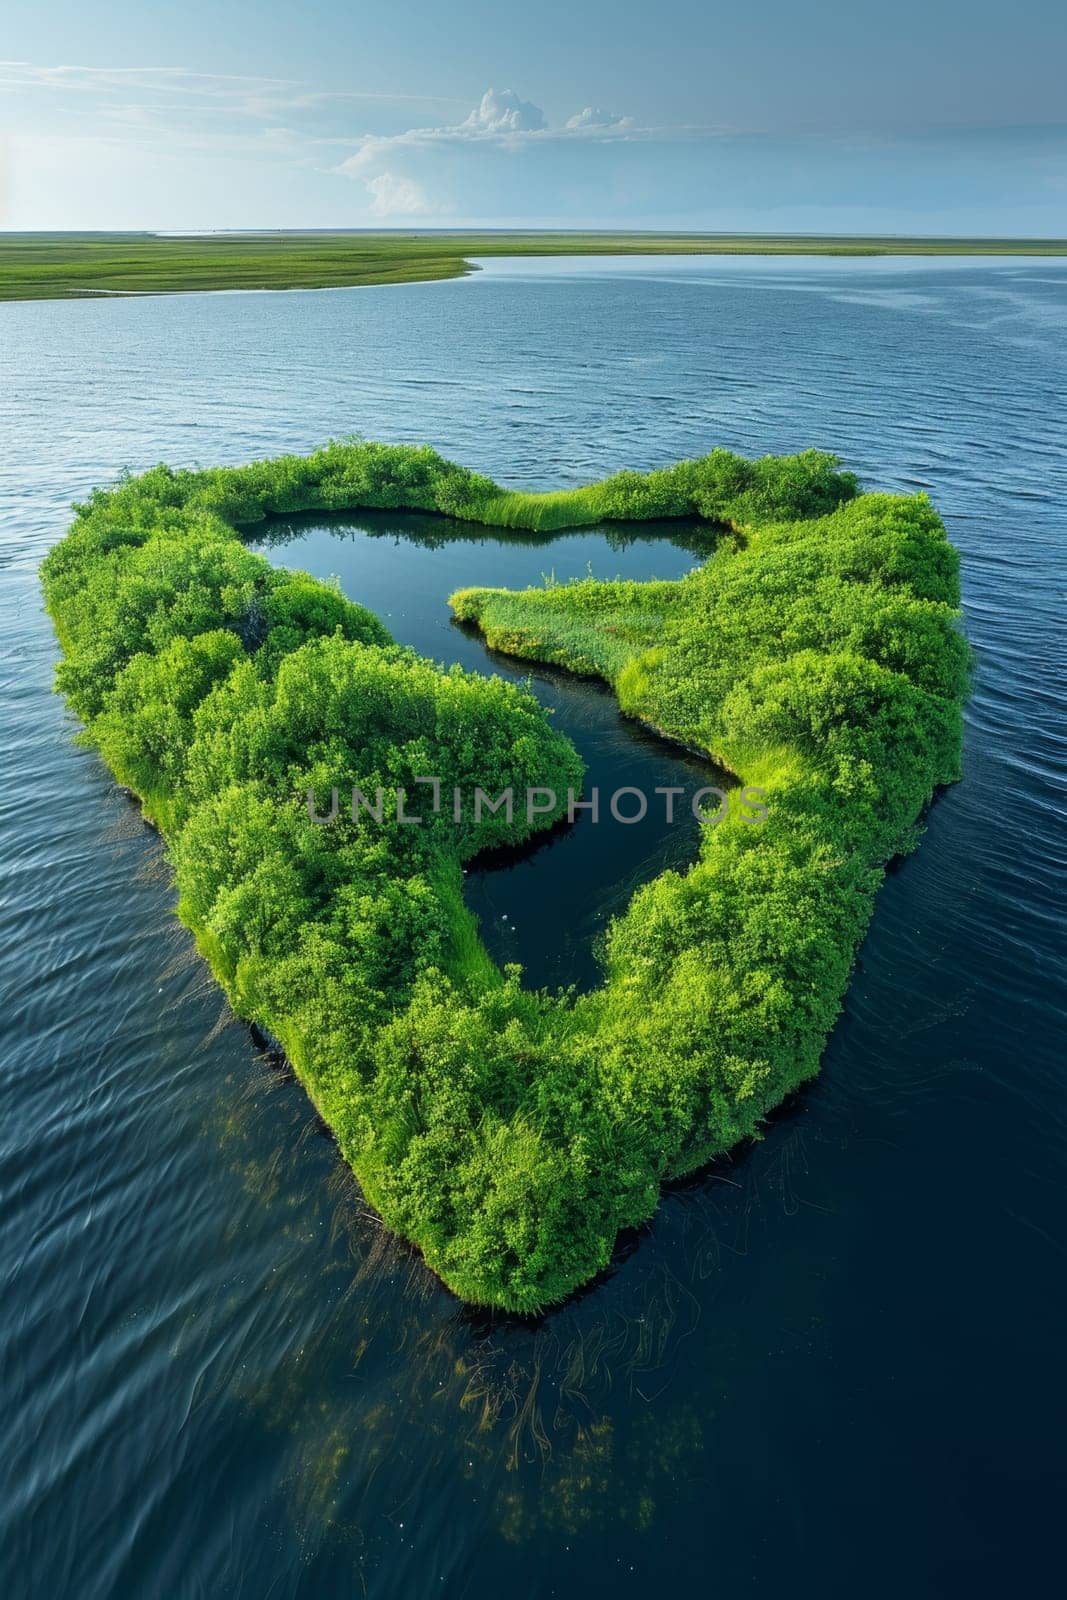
[{"x1": 3, "y1": 229, "x2": 1066, "y2": 302}]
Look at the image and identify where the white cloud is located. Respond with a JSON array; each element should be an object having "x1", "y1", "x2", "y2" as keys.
[
  {"x1": 565, "y1": 106, "x2": 635, "y2": 132},
  {"x1": 336, "y1": 87, "x2": 653, "y2": 177},
  {"x1": 460, "y1": 88, "x2": 547, "y2": 135},
  {"x1": 364, "y1": 171, "x2": 436, "y2": 216},
  {"x1": 335, "y1": 87, "x2": 549, "y2": 178}
]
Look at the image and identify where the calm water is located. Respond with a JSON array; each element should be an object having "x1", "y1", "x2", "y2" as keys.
[{"x1": 1, "y1": 257, "x2": 1065, "y2": 1599}]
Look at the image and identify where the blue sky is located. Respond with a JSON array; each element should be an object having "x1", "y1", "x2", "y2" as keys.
[{"x1": 2, "y1": 0, "x2": 1065, "y2": 232}]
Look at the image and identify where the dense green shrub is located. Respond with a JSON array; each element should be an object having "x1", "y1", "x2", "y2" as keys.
[{"x1": 42, "y1": 440, "x2": 966, "y2": 1310}]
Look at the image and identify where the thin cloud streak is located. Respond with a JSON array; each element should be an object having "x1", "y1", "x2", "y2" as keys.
[{"x1": 0, "y1": 60, "x2": 469, "y2": 110}]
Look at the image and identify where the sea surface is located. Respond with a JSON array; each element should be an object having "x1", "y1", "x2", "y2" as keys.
[{"x1": 1, "y1": 255, "x2": 1065, "y2": 1598}]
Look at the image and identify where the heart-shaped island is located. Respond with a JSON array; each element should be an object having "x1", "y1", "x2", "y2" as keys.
[{"x1": 42, "y1": 442, "x2": 967, "y2": 1310}]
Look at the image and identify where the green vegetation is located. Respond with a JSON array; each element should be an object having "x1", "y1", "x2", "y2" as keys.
[
  {"x1": 41, "y1": 440, "x2": 967, "y2": 1309},
  {"x1": 4, "y1": 229, "x2": 1066, "y2": 301}
]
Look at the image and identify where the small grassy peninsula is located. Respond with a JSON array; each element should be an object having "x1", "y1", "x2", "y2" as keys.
[{"x1": 42, "y1": 442, "x2": 968, "y2": 1309}]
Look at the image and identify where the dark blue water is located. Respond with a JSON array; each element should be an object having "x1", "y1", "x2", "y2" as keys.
[{"x1": 1, "y1": 257, "x2": 1065, "y2": 1599}]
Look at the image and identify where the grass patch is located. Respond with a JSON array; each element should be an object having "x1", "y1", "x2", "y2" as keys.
[{"x1": 41, "y1": 440, "x2": 967, "y2": 1309}]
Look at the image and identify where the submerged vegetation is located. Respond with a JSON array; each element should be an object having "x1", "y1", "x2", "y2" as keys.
[
  {"x1": 41, "y1": 441, "x2": 967, "y2": 1309},
  {"x1": 4, "y1": 229, "x2": 1067, "y2": 301}
]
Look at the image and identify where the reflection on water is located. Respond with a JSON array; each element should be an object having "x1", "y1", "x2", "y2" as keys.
[{"x1": 2, "y1": 257, "x2": 1066, "y2": 1597}]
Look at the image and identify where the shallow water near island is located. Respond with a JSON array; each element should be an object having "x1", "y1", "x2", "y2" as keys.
[{"x1": 2, "y1": 256, "x2": 1066, "y2": 1598}]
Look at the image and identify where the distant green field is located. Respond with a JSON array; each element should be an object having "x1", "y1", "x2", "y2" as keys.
[{"x1": 2, "y1": 230, "x2": 1066, "y2": 301}]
